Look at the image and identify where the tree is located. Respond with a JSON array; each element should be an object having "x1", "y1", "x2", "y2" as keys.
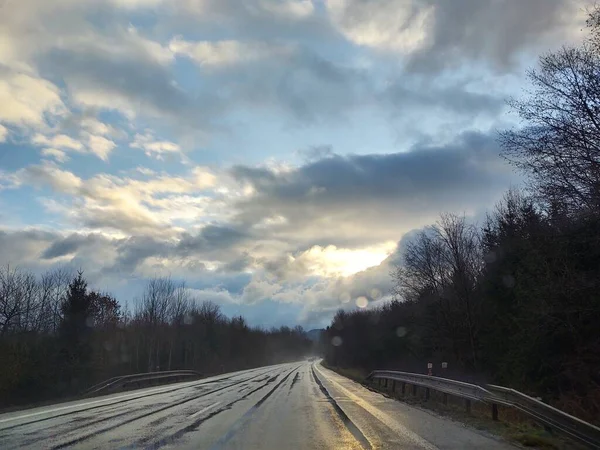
[
  {"x1": 58, "y1": 271, "x2": 94, "y2": 389},
  {"x1": 500, "y1": 7, "x2": 600, "y2": 213},
  {"x1": 393, "y1": 214, "x2": 482, "y2": 370}
]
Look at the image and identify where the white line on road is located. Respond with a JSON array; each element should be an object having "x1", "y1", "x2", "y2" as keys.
[{"x1": 188, "y1": 401, "x2": 222, "y2": 419}]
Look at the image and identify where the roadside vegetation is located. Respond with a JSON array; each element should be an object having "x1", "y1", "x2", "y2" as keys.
[
  {"x1": 0, "y1": 269, "x2": 311, "y2": 407},
  {"x1": 323, "y1": 8, "x2": 600, "y2": 427}
]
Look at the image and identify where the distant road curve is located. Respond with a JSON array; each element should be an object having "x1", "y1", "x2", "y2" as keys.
[{"x1": 0, "y1": 361, "x2": 513, "y2": 449}]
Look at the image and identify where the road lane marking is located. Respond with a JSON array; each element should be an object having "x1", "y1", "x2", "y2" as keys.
[
  {"x1": 188, "y1": 401, "x2": 221, "y2": 419},
  {"x1": 314, "y1": 364, "x2": 438, "y2": 450}
]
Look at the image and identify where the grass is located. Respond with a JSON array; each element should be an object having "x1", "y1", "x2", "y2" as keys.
[{"x1": 323, "y1": 363, "x2": 585, "y2": 450}]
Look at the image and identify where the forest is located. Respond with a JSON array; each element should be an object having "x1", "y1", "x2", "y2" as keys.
[
  {"x1": 0, "y1": 269, "x2": 311, "y2": 407},
  {"x1": 323, "y1": 9, "x2": 600, "y2": 425}
]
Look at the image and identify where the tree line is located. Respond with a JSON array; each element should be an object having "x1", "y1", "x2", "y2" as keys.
[
  {"x1": 0, "y1": 268, "x2": 311, "y2": 407},
  {"x1": 323, "y1": 8, "x2": 600, "y2": 425}
]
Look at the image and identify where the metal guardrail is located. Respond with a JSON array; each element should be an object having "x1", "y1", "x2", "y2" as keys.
[
  {"x1": 366, "y1": 370, "x2": 600, "y2": 448},
  {"x1": 82, "y1": 370, "x2": 202, "y2": 397}
]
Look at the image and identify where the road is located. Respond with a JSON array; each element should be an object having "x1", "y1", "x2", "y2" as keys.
[{"x1": 0, "y1": 361, "x2": 513, "y2": 449}]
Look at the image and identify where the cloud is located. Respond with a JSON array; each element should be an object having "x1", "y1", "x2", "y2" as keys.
[
  {"x1": 174, "y1": 0, "x2": 316, "y2": 23},
  {"x1": 19, "y1": 162, "x2": 83, "y2": 194},
  {"x1": 410, "y1": 0, "x2": 589, "y2": 71},
  {"x1": 32, "y1": 131, "x2": 116, "y2": 161},
  {"x1": 33, "y1": 133, "x2": 83, "y2": 151},
  {"x1": 0, "y1": 0, "x2": 585, "y2": 329},
  {"x1": 42, "y1": 232, "x2": 107, "y2": 259},
  {"x1": 9, "y1": 162, "x2": 218, "y2": 236},
  {"x1": 325, "y1": 0, "x2": 434, "y2": 53},
  {"x1": 0, "y1": 70, "x2": 65, "y2": 126},
  {"x1": 41, "y1": 148, "x2": 70, "y2": 162},
  {"x1": 3, "y1": 130, "x2": 510, "y2": 284},
  {"x1": 230, "y1": 131, "x2": 513, "y2": 251},
  {"x1": 87, "y1": 135, "x2": 116, "y2": 160},
  {"x1": 326, "y1": 0, "x2": 588, "y2": 71},
  {"x1": 131, "y1": 132, "x2": 181, "y2": 159},
  {"x1": 169, "y1": 38, "x2": 290, "y2": 68},
  {"x1": 0, "y1": 229, "x2": 60, "y2": 266}
]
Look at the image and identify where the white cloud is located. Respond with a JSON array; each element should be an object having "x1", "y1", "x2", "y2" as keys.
[
  {"x1": 80, "y1": 118, "x2": 116, "y2": 136},
  {"x1": 294, "y1": 242, "x2": 397, "y2": 277},
  {"x1": 70, "y1": 89, "x2": 137, "y2": 119},
  {"x1": 0, "y1": 124, "x2": 7, "y2": 142},
  {"x1": 259, "y1": 0, "x2": 314, "y2": 19},
  {"x1": 108, "y1": 0, "x2": 165, "y2": 9},
  {"x1": 55, "y1": 25, "x2": 174, "y2": 67},
  {"x1": 136, "y1": 167, "x2": 157, "y2": 176},
  {"x1": 0, "y1": 72, "x2": 65, "y2": 126},
  {"x1": 325, "y1": 0, "x2": 434, "y2": 53},
  {"x1": 87, "y1": 135, "x2": 116, "y2": 161},
  {"x1": 33, "y1": 133, "x2": 83, "y2": 151},
  {"x1": 32, "y1": 132, "x2": 115, "y2": 161},
  {"x1": 19, "y1": 161, "x2": 83, "y2": 194},
  {"x1": 41, "y1": 148, "x2": 70, "y2": 163},
  {"x1": 131, "y1": 132, "x2": 181, "y2": 158},
  {"x1": 242, "y1": 279, "x2": 282, "y2": 304},
  {"x1": 169, "y1": 38, "x2": 289, "y2": 68},
  {"x1": 8, "y1": 162, "x2": 218, "y2": 236}
]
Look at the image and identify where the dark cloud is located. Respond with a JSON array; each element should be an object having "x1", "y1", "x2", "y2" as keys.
[
  {"x1": 42, "y1": 233, "x2": 105, "y2": 259},
  {"x1": 0, "y1": 229, "x2": 57, "y2": 264},
  {"x1": 218, "y1": 253, "x2": 254, "y2": 273},
  {"x1": 383, "y1": 82, "x2": 505, "y2": 117},
  {"x1": 110, "y1": 236, "x2": 170, "y2": 274},
  {"x1": 234, "y1": 131, "x2": 508, "y2": 202},
  {"x1": 408, "y1": 0, "x2": 583, "y2": 71},
  {"x1": 171, "y1": 0, "x2": 334, "y2": 43},
  {"x1": 230, "y1": 131, "x2": 513, "y2": 249},
  {"x1": 216, "y1": 48, "x2": 369, "y2": 124},
  {"x1": 297, "y1": 145, "x2": 334, "y2": 162},
  {"x1": 42, "y1": 47, "x2": 220, "y2": 129},
  {"x1": 177, "y1": 225, "x2": 251, "y2": 255}
]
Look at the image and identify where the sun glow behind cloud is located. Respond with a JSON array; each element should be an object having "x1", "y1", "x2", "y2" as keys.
[{"x1": 298, "y1": 242, "x2": 398, "y2": 278}]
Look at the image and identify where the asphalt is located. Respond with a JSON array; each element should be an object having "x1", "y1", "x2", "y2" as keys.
[{"x1": 0, "y1": 361, "x2": 514, "y2": 449}]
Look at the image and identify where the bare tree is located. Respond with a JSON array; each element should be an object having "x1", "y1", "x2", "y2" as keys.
[
  {"x1": 167, "y1": 282, "x2": 190, "y2": 370},
  {"x1": 500, "y1": 7, "x2": 600, "y2": 212},
  {"x1": 136, "y1": 276, "x2": 176, "y2": 371},
  {"x1": 393, "y1": 214, "x2": 483, "y2": 368},
  {"x1": 0, "y1": 265, "x2": 24, "y2": 335}
]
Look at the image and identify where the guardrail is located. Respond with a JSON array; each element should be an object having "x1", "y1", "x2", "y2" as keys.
[
  {"x1": 366, "y1": 370, "x2": 600, "y2": 448},
  {"x1": 82, "y1": 370, "x2": 202, "y2": 397}
]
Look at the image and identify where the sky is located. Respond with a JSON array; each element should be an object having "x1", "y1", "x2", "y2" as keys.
[{"x1": 0, "y1": 0, "x2": 592, "y2": 329}]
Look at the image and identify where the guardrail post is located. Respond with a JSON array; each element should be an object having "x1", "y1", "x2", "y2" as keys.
[
  {"x1": 492, "y1": 403, "x2": 498, "y2": 421},
  {"x1": 425, "y1": 388, "x2": 430, "y2": 401},
  {"x1": 391, "y1": 380, "x2": 396, "y2": 394},
  {"x1": 465, "y1": 399, "x2": 471, "y2": 414},
  {"x1": 401, "y1": 382, "x2": 406, "y2": 395},
  {"x1": 412, "y1": 384, "x2": 417, "y2": 396}
]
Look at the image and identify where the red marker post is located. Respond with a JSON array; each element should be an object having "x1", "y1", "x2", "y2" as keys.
[{"x1": 427, "y1": 362, "x2": 433, "y2": 376}]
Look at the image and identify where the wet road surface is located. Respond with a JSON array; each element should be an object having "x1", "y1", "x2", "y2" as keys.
[{"x1": 0, "y1": 362, "x2": 513, "y2": 449}]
